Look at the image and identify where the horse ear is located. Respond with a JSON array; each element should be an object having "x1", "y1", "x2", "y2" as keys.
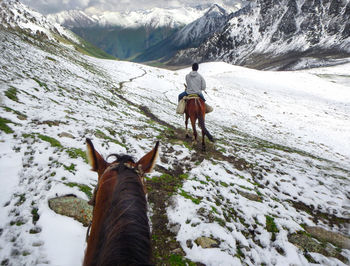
[
  {"x1": 86, "y1": 138, "x2": 106, "y2": 173},
  {"x1": 136, "y1": 141, "x2": 159, "y2": 174}
]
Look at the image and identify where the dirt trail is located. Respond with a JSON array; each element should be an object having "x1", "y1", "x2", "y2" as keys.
[{"x1": 108, "y1": 69, "x2": 350, "y2": 265}]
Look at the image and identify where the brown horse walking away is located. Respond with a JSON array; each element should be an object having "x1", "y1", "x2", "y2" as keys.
[
  {"x1": 185, "y1": 96, "x2": 214, "y2": 151},
  {"x1": 83, "y1": 138, "x2": 159, "y2": 266}
]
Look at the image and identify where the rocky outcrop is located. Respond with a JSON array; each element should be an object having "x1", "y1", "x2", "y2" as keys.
[
  {"x1": 48, "y1": 195, "x2": 92, "y2": 226},
  {"x1": 195, "y1": 237, "x2": 219, "y2": 248},
  {"x1": 305, "y1": 226, "x2": 350, "y2": 250},
  {"x1": 288, "y1": 231, "x2": 349, "y2": 264}
]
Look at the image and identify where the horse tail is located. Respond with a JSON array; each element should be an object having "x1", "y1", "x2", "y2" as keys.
[{"x1": 196, "y1": 99, "x2": 214, "y2": 142}]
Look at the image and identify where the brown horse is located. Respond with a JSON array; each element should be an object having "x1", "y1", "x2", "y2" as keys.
[
  {"x1": 83, "y1": 138, "x2": 159, "y2": 266},
  {"x1": 185, "y1": 96, "x2": 214, "y2": 151}
]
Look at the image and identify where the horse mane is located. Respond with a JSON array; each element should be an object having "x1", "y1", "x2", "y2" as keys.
[{"x1": 91, "y1": 155, "x2": 152, "y2": 266}]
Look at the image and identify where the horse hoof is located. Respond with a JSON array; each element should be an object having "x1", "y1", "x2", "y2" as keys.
[{"x1": 186, "y1": 134, "x2": 190, "y2": 139}]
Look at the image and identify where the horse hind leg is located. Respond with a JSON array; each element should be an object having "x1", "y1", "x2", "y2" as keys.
[
  {"x1": 201, "y1": 129, "x2": 206, "y2": 151},
  {"x1": 190, "y1": 117, "x2": 197, "y2": 144},
  {"x1": 185, "y1": 113, "x2": 190, "y2": 139}
]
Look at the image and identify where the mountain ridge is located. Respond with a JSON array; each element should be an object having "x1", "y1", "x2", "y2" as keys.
[
  {"x1": 169, "y1": 0, "x2": 350, "y2": 70},
  {"x1": 46, "y1": 3, "x2": 242, "y2": 62},
  {"x1": 0, "y1": 0, "x2": 115, "y2": 59},
  {"x1": 48, "y1": 6, "x2": 209, "y2": 29},
  {"x1": 134, "y1": 3, "x2": 232, "y2": 63}
]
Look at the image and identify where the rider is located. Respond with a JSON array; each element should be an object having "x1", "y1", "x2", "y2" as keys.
[{"x1": 178, "y1": 63, "x2": 206, "y2": 102}]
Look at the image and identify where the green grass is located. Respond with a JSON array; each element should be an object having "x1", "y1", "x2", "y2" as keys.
[
  {"x1": 220, "y1": 181, "x2": 229, "y2": 187},
  {"x1": 46, "y1": 56, "x2": 56, "y2": 62},
  {"x1": 37, "y1": 134, "x2": 62, "y2": 147},
  {"x1": 94, "y1": 129, "x2": 128, "y2": 149},
  {"x1": 66, "y1": 148, "x2": 88, "y2": 163},
  {"x1": 15, "y1": 194, "x2": 26, "y2": 206},
  {"x1": 147, "y1": 174, "x2": 180, "y2": 193},
  {"x1": 1, "y1": 106, "x2": 27, "y2": 118},
  {"x1": 167, "y1": 254, "x2": 196, "y2": 266},
  {"x1": 179, "y1": 173, "x2": 189, "y2": 179},
  {"x1": 179, "y1": 189, "x2": 201, "y2": 205},
  {"x1": 31, "y1": 208, "x2": 39, "y2": 224},
  {"x1": 238, "y1": 185, "x2": 253, "y2": 191},
  {"x1": 266, "y1": 215, "x2": 279, "y2": 233},
  {"x1": 65, "y1": 182, "x2": 92, "y2": 198},
  {"x1": 211, "y1": 206, "x2": 219, "y2": 214},
  {"x1": 266, "y1": 215, "x2": 279, "y2": 241},
  {"x1": 236, "y1": 245, "x2": 246, "y2": 260},
  {"x1": 33, "y1": 78, "x2": 48, "y2": 91},
  {"x1": 183, "y1": 141, "x2": 193, "y2": 150},
  {"x1": 5, "y1": 87, "x2": 19, "y2": 102},
  {"x1": 63, "y1": 163, "x2": 77, "y2": 173},
  {"x1": 0, "y1": 117, "x2": 15, "y2": 134},
  {"x1": 15, "y1": 221, "x2": 25, "y2": 226}
]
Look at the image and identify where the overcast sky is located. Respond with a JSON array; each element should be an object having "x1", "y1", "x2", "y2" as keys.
[{"x1": 21, "y1": 0, "x2": 244, "y2": 14}]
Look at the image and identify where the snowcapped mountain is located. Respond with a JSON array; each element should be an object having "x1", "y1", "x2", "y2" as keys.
[
  {"x1": 1, "y1": 0, "x2": 350, "y2": 265},
  {"x1": 47, "y1": 10, "x2": 98, "y2": 28},
  {"x1": 46, "y1": 5, "x2": 217, "y2": 60},
  {"x1": 134, "y1": 4, "x2": 232, "y2": 63},
  {"x1": 0, "y1": 0, "x2": 114, "y2": 59},
  {"x1": 170, "y1": 0, "x2": 350, "y2": 70},
  {"x1": 45, "y1": 3, "x2": 249, "y2": 62},
  {"x1": 47, "y1": 3, "x2": 243, "y2": 61},
  {"x1": 171, "y1": 4, "x2": 229, "y2": 48},
  {"x1": 0, "y1": 0, "x2": 79, "y2": 43},
  {"x1": 48, "y1": 6, "x2": 208, "y2": 29}
]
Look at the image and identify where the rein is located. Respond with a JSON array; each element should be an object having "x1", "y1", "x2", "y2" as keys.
[{"x1": 86, "y1": 221, "x2": 92, "y2": 243}]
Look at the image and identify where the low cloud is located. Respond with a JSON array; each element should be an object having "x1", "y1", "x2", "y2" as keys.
[{"x1": 22, "y1": 0, "x2": 244, "y2": 14}]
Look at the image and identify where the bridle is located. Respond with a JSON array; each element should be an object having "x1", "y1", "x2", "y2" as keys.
[{"x1": 85, "y1": 161, "x2": 145, "y2": 243}]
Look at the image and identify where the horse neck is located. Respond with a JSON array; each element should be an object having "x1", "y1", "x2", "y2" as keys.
[{"x1": 90, "y1": 169, "x2": 151, "y2": 265}]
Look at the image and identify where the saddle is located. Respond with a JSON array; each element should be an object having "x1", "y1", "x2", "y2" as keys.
[
  {"x1": 176, "y1": 94, "x2": 213, "y2": 114},
  {"x1": 183, "y1": 94, "x2": 200, "y2": 100}
]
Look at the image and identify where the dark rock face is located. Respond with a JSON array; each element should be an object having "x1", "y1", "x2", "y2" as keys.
[{"x1": 170, "y1": 0, "x2": 350, "y2": 70}]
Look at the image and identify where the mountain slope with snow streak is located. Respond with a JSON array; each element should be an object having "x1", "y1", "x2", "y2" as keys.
[
  {"x1": 1, "y1": 3, "x2": 350, "y2": 266},
  {"x1": 170, "y1": 0, "x2": 350, "y2": 70},
  {"x1": 0, "y1": 0, "x2": 78, "y2": 43},
  {"x1": 134, "y1": 4, "x2": 231, "y2": 63}
]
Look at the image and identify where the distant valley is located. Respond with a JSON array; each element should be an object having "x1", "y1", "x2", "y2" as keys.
[{"x1": 48, "y1": 0, "x2": 350, "y2": 70}]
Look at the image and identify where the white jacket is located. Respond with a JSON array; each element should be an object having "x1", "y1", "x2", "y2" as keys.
[{"x1": 185, "y1": 71, "x2": 206, "y2": 95}]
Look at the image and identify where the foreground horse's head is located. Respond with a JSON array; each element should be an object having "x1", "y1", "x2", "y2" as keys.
[{"x1": 83, "y1": 138, "x2": 159, "y2": 266}]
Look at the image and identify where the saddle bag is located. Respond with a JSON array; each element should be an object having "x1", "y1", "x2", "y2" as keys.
[{"x1": 176, "y1": 99, "x2": 186, "y2": 114}]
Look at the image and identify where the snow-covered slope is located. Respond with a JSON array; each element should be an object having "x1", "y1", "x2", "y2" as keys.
[
  {"x1": 0, "y1": 0, "x2": 115, "y2": 60},
  {"x1": 170, "y1": 0, "x2": 350, "y2": 70},
  {"x1": 0, "y1": 0, "x2": 79, "y2": 43},
  {"x1": 47, "y1": 10, "x2": 98, "y2": 28},
  {"x1": 1, "y1": 1, "x2": 350, "y2": 266},
  {"x1": 170, "y1": 4, "x2": 229, "y2": 48}
]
